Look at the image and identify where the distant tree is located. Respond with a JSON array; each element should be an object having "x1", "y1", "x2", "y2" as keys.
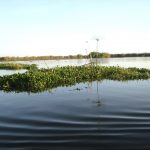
[
  {"x1": 89, "y1": 52, "x2": 99, "y2": 58},
  {"x1": 88, "y1": 52, "x2": 110, "y2": 58},
  {"x1": 100, "y1": 53, "x2": 111, "y2": 58},
  {"x1": 76, "y1": 54, "x2": 83, "y2": 59}
]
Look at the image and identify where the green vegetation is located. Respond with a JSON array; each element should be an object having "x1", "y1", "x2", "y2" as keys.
[
  {"x1": 111, "y1": 53, "x2": 150, "y2": 57},
  {"x1": 0, "y1": 52, "x2": 110, "y2": 61},
  {"x1": 0, "y1": 55, "x2": 87, "y2": 61},
  {"x1": 0, "y1": 52, "x2": 150, "y2": 62},
  {"x1": 89, "y1": 52, "x2": 110, "y2": 58},
  {"x1": 0, "y1": 66, "x2": 150, "y2": 92},
  {"x1": 0, "y1": 63, "x2": 38, "y2": 70}
]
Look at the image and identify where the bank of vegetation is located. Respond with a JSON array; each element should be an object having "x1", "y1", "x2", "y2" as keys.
[
  {"x1": 0, "y1": 66, "x2": 150, "y2": 92},
  {"x1": 0, "y1": 52, "x2": 150, "y2": 62},
  {"x1": 111, "y1": 53, "x2": 150, "y2": 57},
  {"x1": 0, "y1": 55, "x2": 87, "y2": 61},
  {"x1": 0, "y1": 63, "x2": 38, "y2": 70}
]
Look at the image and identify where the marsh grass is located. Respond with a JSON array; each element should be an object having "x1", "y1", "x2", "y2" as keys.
[{"x1": 0, "y1": 66, "x2": 150, "y2": 92}]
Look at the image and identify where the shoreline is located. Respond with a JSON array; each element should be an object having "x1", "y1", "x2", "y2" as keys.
[{"x1": 0, "y1": 53, "x2": 150, "y2": 62}]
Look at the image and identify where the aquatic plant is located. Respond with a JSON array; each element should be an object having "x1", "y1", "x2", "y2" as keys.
[
  {"x1": 0, "y1": 63, "x2": 38, "y2": 70},
  {"x1": 0, "y1": 66, "x2": 150, "y2": 92}
]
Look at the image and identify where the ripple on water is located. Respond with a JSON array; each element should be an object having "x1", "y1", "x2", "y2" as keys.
[{"x1": 0, "y1": 80, "x2": 150, "y2": 150}]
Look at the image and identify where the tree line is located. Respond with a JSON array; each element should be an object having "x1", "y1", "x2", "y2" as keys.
[
  {"x1": 111, "y1": 53, "x2": 150, "y2": 57},
  {"x1": 0, "y1": 52, "x2": 150, "y2": 61},
  {"x1": 0, "y1": 52, "x2": 110, "y2": 61}
]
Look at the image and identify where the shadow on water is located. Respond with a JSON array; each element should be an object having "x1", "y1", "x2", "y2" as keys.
[{"x1": 0, "y1": 80, "x2": 150, "y2": 149}]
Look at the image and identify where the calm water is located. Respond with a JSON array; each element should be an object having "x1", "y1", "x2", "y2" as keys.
[
  {"x1": 0, "y1": 57, "x2": 150, "y2": 149},
  {"x1": 0, "y1": 80, "x2": 150, "y2": 149},
  {"x1": 13, "y1": 57, "x2": 150, "y2": 69},
  {"x1": 0, "y1": 57, "x2": 150, "y2": 75}
]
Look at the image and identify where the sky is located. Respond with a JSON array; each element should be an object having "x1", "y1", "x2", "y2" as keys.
[{"x1": 0, "y1": 0, "x2": 150, "y2": 56}]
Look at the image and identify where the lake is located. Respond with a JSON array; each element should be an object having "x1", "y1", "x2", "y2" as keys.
[
  {"x1": 0, "y1": 57, "x2": 150, "y2": 75},
  {"x1": 16, "y1": 57, "x2": 150, "y2": 69},
  {"x1": 0, "y1": 80, "x2": 150, "y2": 150},
  {"x1": 0, "y1": 57, "x2": 150, "y2": 150}
]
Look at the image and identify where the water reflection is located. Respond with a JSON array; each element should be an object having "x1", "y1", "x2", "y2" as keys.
[
  {"x1": 96, "y1": 81, "x2": 101, "y2": 107},
  {"x1": 0, "y1": 80, "x2": 150, "y2": 149},
  {"x1": 84, "y1": 81, "x2": 102, "y2": 107}
]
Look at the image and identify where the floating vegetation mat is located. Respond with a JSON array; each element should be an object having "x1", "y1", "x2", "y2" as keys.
[{"x1": 0, "y1": 66, "x2": 150, "y2": 92}]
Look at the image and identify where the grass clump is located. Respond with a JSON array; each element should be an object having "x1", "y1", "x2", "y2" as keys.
[{"x1": 0, "y1": 65, "x2": 150, "y2": 92}]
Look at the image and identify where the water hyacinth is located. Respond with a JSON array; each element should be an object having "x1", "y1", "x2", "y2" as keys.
[{"x1": 0, "y1": 65, "x2": 150, "y2": 92}]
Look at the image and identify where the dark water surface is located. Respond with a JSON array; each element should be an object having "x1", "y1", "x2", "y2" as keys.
[{"x1": 0, "y1": 80, "x2": 150, "y2": 150}]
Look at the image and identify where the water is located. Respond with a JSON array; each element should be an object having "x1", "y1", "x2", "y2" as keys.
[
  {"x1": 0, "y1": 69, "x2": 26, "y2": 76},
  {"x1": 13, "y1": 57, "x2": 150, "y2": 69},
  {"x1": 0, "y1": 57, "x2": 150, "y2": 149},
  {"x1": 1, "y1": 56, "x2": 150, "y2": 69},
  {"x1": 0, "y1": 80, "x2": 150, "y2": 149},
  {"x1": 0, "y1": 57, "x2": 149, "y2": 76},
  {"x1": 0, "y1": 57, "x2": 150, "y2": 76}
]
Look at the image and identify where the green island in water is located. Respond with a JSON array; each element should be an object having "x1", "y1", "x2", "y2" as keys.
[{"x1": 0, "y1": 63, "x2": 150, "y2": 92}]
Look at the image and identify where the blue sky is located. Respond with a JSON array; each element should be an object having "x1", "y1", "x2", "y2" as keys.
[{"x1": 0, "y1": 0, "x2": 150, "y2": 56}]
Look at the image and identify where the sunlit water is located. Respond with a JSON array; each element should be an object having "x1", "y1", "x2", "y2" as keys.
[
  {"x1": 0, "y1": 80, "x2": 150, "y2": 149},
  {"x1": 0, "y1": 57, "x2": 150, "y2": 76},
  {"x1": 13, "y1": 57, "x2": 150, "y2": 69},
  {"x1": 0, "y1": 69, "x2": 26, "y2": 76}
]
